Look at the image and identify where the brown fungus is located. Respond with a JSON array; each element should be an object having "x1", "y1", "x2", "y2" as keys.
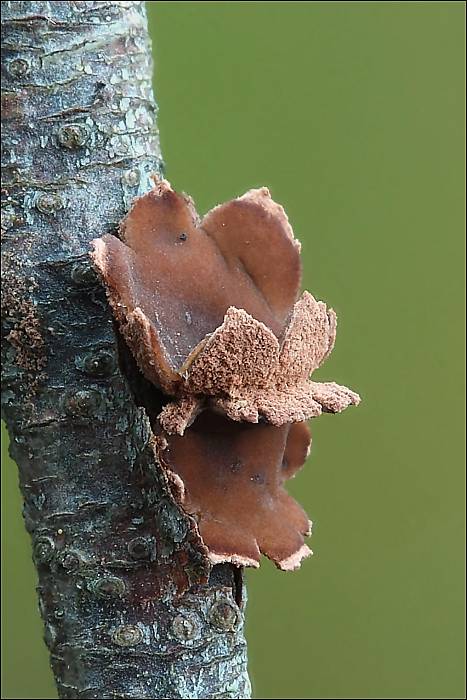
[
  {"x1": 155, "y1": 412, "x2": 313, "y2": 571},
  {"x1": 91, "y1": 179, "x2": 361, "y2": 570},
  {"x1": 91, "y1": 178, "x2": 301, "y2": 395},
  {"x1": 91, "y1": 179, "x2": 359, "y2": 430},
  {"x1": 166, "y1": 291, "x2": 360, "y2": 432}
]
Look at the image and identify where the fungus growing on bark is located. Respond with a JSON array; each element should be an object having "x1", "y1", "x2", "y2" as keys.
[
  {"x1": 91, "y1": 178, "x2": 361, "y2": 570},
  {"x1": 91, "y1": 179, "x2": 360, "y2": 432},
  {"x1": 156, "y1": 413, "x2": 313, "y2": 570}
]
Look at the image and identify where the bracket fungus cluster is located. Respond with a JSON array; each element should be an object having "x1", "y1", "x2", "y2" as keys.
[{"x1": 91, "y1": 178, "x2": 360, "y2": 571}]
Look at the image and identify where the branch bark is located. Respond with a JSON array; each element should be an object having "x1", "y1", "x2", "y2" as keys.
[{"x1": 1, "y1": 2, "x2": 251, "y2": 698}]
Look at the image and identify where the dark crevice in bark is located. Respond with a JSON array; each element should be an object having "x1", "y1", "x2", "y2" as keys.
[
  {"x1": 1, "y1": 2, "x2": 251, "y2": 698},
  {"x1": 115, "y1": 328, "x2": 167, "y2": 427}
]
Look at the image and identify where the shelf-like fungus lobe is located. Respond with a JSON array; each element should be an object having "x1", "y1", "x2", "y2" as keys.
[
  {"x1": 91, "y1": 179, "x2": 360, "y2": 431},
  {"x1": 157, "y1": 413, "x2": 313, "y2": 570},
  {"x1": 91, "y1": 178, "x2": 301, "y2": 395},
  {"x1": 163, "y1": 291, "x2": 359, "y2": 433}
]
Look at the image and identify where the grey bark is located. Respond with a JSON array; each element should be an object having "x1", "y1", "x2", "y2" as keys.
[{"x1": 1, "y1": 2, "x2": 251, "y2": 698}]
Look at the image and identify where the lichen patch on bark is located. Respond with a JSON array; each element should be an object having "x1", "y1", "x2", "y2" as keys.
[{"x1": 1, "y1": 252, "x2": 46, "y2": 397}]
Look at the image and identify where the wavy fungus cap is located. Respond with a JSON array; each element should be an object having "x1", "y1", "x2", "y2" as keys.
[
  {"x1": 161, "y1": 292, "x2": 359, "y2": 434},
  {"x1": 91, "y1": 178, "x2": 301, "y2": 395},
  {"x1": 156, "y1": 413, "x2": 313, "y2": 570}
]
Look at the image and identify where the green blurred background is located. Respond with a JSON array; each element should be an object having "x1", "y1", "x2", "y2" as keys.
[{"x1": 2, "y1": 2, "x2": 465, "y2": 698}]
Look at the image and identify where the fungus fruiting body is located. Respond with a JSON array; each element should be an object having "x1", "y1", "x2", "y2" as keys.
[
  {"x1": 91, "y1": 178, "x2": 360, "y2": 570},
  {"x1": 91, "y1": 180, "x2": 301, "y2": 395},
  {"x1": 156, "y1": 414, "x2": 313, "y2": 571}
]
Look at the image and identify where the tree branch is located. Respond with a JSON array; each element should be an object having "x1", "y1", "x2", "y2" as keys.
[{"x1": 1, "y1": 2, "x2": 251, "y2": 697}]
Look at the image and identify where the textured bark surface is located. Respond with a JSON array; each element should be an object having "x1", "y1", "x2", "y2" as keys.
[{"x1": 1, "y1": 2, "x2": 251, "y2": 698}]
